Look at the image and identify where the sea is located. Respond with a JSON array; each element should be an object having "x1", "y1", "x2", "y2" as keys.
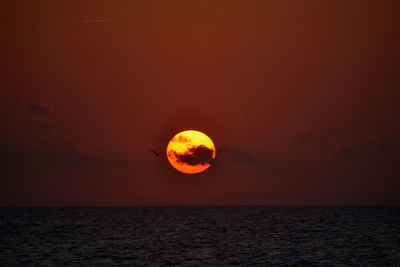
[{"x1": 1, "y1": 206, "x2": 399, "y2": 266}]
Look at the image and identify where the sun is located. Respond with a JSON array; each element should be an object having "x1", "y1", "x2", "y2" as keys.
[{"x1": 166, "y1": 130, "x2": 216, "y2": 174}]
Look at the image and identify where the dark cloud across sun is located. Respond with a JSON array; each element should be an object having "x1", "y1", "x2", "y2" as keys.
[{"x1": 174, "y1": 145, "x2": 215, "y2": 166}]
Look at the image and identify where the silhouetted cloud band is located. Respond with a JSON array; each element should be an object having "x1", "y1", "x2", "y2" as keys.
[{"x1": 174, "y1": 145, "x2": 215, "y2": 166}]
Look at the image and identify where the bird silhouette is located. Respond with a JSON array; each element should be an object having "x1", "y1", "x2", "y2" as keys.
[{"x1": 150, "y1": 150, "x2": 159, "y2": 157}]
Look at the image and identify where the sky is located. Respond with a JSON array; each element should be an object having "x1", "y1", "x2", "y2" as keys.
[{"x1": 1, "y1": 0, "x2": 399, "y2": 206}]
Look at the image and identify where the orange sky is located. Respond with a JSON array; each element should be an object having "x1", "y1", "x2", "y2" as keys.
[{"x1": 1, "y1": 0, "x2": 399, "y2": 206}]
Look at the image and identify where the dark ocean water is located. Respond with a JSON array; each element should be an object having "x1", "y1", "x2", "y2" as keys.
[{"x1": 1, "y1": 207, "x2": 399, "y2": 266}]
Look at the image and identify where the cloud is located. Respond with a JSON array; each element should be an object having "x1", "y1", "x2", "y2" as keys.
[
  {"x1": 338, "y1": 142, "x2": 368, "y2": 158},
  {"x1": 23, "y1": 118, "x2": 56, "y2": 132},
  {"x1": 0, "y1": 141, "x2": 97, "y2": 169},
  {"x1": 308, "y1": 137, "x2": 400, "y2": 203},
  {"x1": 337, "y1": 138, "x2": 399, "y2": 160},
  {"x1": 174, "y1": 145, "x2": 215, "y2": 166},
  {"x1": 23, "y1": 103, "x2": 56, "y2": 131},
  {"x1": 332, "y1": 137, "x2": 400, "y2": 184},
  {"x1": 0, "y1": 141, "x2": 138, "y2": 171},
  {"x1": 225, "y1": 149, "x2": 256, "y2": 163},
  {"x1": 64, "y1": 19, "x2": 112, "y2": 24},
  {"x1": 171, "y1": 135, "x2": 190, "y2": 143},
  {"x1": 34, "y1": 142, "x2": 97, "y2": 167},
  {"x1": 25, "y1": 103, "x2": 50, "y2": 115},
  {"x1": 338, "y1": 138, "x2": 400, "y2": 167},
  {"x1": 290, "y1": 127, "x2": 312, "y2": 142}
]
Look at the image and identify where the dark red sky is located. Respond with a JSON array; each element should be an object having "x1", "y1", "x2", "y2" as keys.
[{"x1": 1, "y1": 0, "x2": 399, "y2": 206}]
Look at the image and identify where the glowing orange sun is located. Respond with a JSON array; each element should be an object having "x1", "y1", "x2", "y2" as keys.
[{"x1": 166, "y1": 130, "x2": 216, "y2": 174}]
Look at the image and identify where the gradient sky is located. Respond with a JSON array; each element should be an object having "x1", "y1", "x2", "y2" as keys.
[{"x1": 1, "y1": 0, "x2": 399, "y2": 206}]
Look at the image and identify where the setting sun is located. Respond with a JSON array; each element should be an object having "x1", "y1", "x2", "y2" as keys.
[{"x1": 166, "y1": 130, "x2": 216, "y2": 174}]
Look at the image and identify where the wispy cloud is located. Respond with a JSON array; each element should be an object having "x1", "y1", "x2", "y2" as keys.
[
  {"x1": 290, "y1": 127, "x2": 312, "y2": 142},
  {"x1": 222, "y1": 148, "x2": 257, "y2": 163},
  {"x1": 24, "y1": 118, "x2": 56, "y2": 132},
  {"x1": 64, "y1": 18, "x2": 112, "y2": 24},
  {"x1": 23, "y1": 103, "x2": 56, "y2": 132},
  {"x1": 25, "y1": 103, "x2": 50, "y2": 114}
]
